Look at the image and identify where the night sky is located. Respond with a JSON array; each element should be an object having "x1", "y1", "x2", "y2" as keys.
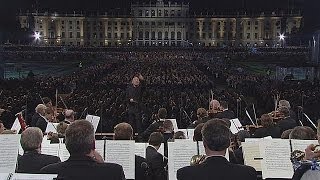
[{"x1": 0, "y1": 0, "x2": 319, "y2": 32}]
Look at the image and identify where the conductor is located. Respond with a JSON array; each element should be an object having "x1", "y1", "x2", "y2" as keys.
[{"x1": 126, "y1": 73, "x2": 145, "y2": 134}]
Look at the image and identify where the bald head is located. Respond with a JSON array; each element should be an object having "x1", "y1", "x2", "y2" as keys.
[{"x1": 113, "y1": 123, "x2": 133, "y2": 140}]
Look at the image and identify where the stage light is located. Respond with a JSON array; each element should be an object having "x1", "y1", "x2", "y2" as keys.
[
  {"x1": 34, "y1": 32, "x2": 41, "y2": 40},
  {"x1": 279, "y1": 33, "x2": 285, "y2": 41}
]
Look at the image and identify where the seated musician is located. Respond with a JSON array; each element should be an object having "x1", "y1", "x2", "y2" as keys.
[
  {"x1": 177, "y1": 120, "x2": 256, "y2": 180},
  {"x1": 31, "y1": 104, "x2": 48, "y2": 133},
  {"x1": 278, "y1": 99, "x2": 297, "y2": 121},
  {"x1": 292, "y1": 122, "x2": 320, "y2": 180},
  {"x1": 214, "y1": 101, "x2": 235, "y2": 119},
  {"x1": 162, "y1": 120, "x2": 174, "y2": 142},
  {"x1": 146, "y1": 132, "x2": 168, "y2": 180},
  {"x1": 208, "y1": 99, "x2": 221, "y2": 118},
  {"x1": 253, "y1": 114, "x2": 281, "y2": 138},
  {"x1": 16, "y1": 127, "x2": 61, "y2": 173},
  {"x1": 277, "y1": 107, "x2": 297, "y2": 134},
  {"x1": 113, "y1": 122, "x2": 148, "y2": 180},
  {"x1": 41, "y1": 120, "x2": 125, "y2": 180},
  {"x1": 141, "y1": 108, "x2": 167, "y2": 141},
  {"x1": 189, "y1": 108, "x2": 210, "y2": 128},
  {"x1": 63, "y1": 109, "x2": 75, "y2": 124}
]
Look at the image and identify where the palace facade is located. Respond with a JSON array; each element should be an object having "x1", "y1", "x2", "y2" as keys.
[{"x1": 18, "y1": 0, "x2": 302, "y2": 47}]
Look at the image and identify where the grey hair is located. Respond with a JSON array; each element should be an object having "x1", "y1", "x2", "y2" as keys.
[
  {"x1": 65, "y1": 120, "x2": 95, "y2": 155},
  {"x1": 35, "y1": 104, "x2": 46, "y2": 113},
  {"x1": 20, "y1": 127, "x2": 43, "y2": 151}
]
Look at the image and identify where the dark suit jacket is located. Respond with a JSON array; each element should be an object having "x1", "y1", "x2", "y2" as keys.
[
  {"x1": 16, "y1": 150, "x2": 61, "y2": 174},
  {"x1": 253, "y1": 126, "x2": 281, "y2": 138},
  {"x1": 278, "y1": 117, "x2": 297, "y2": 134},
  {"x1": 146, "y1": 146, "x2": 168, "y2": 180},
  {"x1": 214, "y1": 110, "x2": 236, "y2": 119},
  {"x1": 32, "y1": 113, "x2": 48, "y2": 132},
  {"x1": 135, "y1": 155, "x2": 148, "y2": 180},
  {"x1": 41, "y1": 155, "x2": 125, "y2": 180},
  {"x1": 177, "y1": 156, "x2": 256, "y2": 180}
]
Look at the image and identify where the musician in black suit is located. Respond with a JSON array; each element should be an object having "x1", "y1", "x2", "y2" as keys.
[
  {"x1": 214, "y1": 101, "x2": 235, "y2": 119},
  {"x1": 141, "y1": 108, "x2": 167, "y2": 141},
  {"x1": 253, "y1": 114, "x2": 281, "y2": 138},
  {"x1": 31, "y1": 104, "x2": 48, "y2": 132},
  {"x1": 41, "y1": 120, "x2": 125, "y2": 180},
  {"x1": 177, "y1": 120, "x2": 256, "y2": 180},
  {"x1": 113, "y1": 122, "x2": 148, "y2": 180},
  {"x1": 146, "y1": 132, "x2": 168, "y2": 180},
  {"x1": 16, "y1": 127, "x2": 61, "y2": 173},
  {"x1": 277, "y1": 107, "x2": 297, "y2": 134}
]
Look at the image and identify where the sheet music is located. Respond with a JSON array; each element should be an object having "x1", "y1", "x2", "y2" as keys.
[
  {"x1": 41, "y1": 143, "x2": 60, "y2": 157},
  {"x1": 18, "y1": 144, "x2": 24, "y2": 155},
  {"x1": 105, "y1": 140, "x2": 135, "y2": 179},
  {"x1": 0, "y1": 135, "x2": 20, "y2": 173},
  {"x1": 85, "y1": 115, "x2": 100, "y2": 133},
  {"x1": 0, "y1": 173, "x2": 10, "y2": 180},
  {"x1": 95, "y1": 140, "x2": 105, "y2": 161},
  {"x1": 158, "y1": 143, "x2": 165, "y2": 156},
  {"x1": 10, "y1": 173, "x2": 57, "y2": 180},
  {"x1": 166, "y1": 119, "x2": 178, "y2": 131},
  {"x1": 10, "y1": 118, "x2": 21, "y2": 133},
  {"x1": 260, "y1": 139, "x2": 293, "y2": 179},
  {"x1": 242, "y1": 142, "x2": 262, "y2": 171},
  {"x1": 135, "y1": 143, "x2": 147, "y2": 158},
  {"x1": 229, "y1": 118, "x2": 244, "y2": 134},
  {"x1": 45, "y1": 123, "x2": 58, "y2": 134},
  {"x1": 291, "y1": 139, "x2": 319, "y2": 152},
  {"x1": 168, "y1": 140, "x2": 197, "y2": 180},
  {"x1": 58, "y1": 144, "x2": 70, "y2": 162}
]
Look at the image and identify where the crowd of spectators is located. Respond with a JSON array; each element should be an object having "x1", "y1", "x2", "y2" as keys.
[{"x1": 1, "y1": 46, "x2": 319, "y2": 133}]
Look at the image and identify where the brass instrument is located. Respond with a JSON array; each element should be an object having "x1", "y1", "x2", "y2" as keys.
[
  {"x1": 291, "y1": 145, "x2": 320, "y2": 162},
  {"x1": 190, "y1": 155, "x2": 206, "y2": 166}
]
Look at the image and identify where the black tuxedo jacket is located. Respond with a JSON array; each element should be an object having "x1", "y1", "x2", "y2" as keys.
[
  {"x1": 177, "y1": 156, "x2": 256, "y2": 180},
  {"x1": 135, "y1": 155, "x2": 148, "y2": 180},
  {"x1": 41, "y1": 155, "x2": 125, "y2": 180},
  {"x1": 253, "y1": 126, "x2": 281, "y2": 138},
  {"x1": 32, "y1": 113, "x2": 48, "y2": 132},
  {"x1": 16, "y1": 150, "x2": 61, "y2": 173},
  {"x1": 146, "y1": 146, "x2": 167, "y2": 180},
  {"x1": 214, "y1": 110, "x2": 236, "y2": 119},
  {"x1": 278, "y1": 117, "x2": 297, "y2": 134}
]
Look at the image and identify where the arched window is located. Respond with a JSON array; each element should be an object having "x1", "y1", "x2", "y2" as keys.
[
  {"x1": 145, "y1": 31, "x2": 149, "y2": 39},
  {"x1": 177, "y1": 32, "x2": 181, "y2": 40},
  {"x1": 171, "y1": 31, "x2": 175, "y2": 40},
  {"x1": 139, "y1": 31, "x2": 143, "y2": 39},
  {"x1": 158, "y1": 32, "x2": 162, "y2": 40}
]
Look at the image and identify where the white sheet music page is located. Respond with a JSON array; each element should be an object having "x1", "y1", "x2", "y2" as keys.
[
  {"x1": 41, "y1": 143, "x2": 60, "y2": 157},
  {"x1": 168, "y1": 140, "x2": 197, "y2": 180},
  {"x1": 45, "y1": 123, "x2": 58, "y2": 134},
  {"x1": 95, "y1": 140, "x2": 105, "y2": 161},
  {"x1": 0, "y1": 173, "x2": 10, "y2": 180},
  {"x1": 260, "y1": 139, "x2": 293, "y2": 179},
  {"x1": 242, "y1": 142, "x2": 262, "y2": 171},
  {"x1": 0, "y1": 134, "x2": 20, "y2": 173},
  {"x1": 85, "y1": 115, "x2": 100, "y2": 133},
  {"x1": 229, "y1": 118, "x2": 244, "y2": 134},
  {"x1": 135, "y1": 143, "x2": 147, "y2": 158},
  {"x1": 10, "y1": 118, "x2": 21, "y2": 133},
  {"x1": 10, "y1": 173, "x2": 57, "y2": 180},
  {"x1": 58, "y1": 144, "x2": 70, "y2": 162},
  {"x1": 291, "y1": 139, "x2": 319, "y2": 152},
  {"x1": 105, "y1": 140, "x2": 135, "y2": 179}
]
